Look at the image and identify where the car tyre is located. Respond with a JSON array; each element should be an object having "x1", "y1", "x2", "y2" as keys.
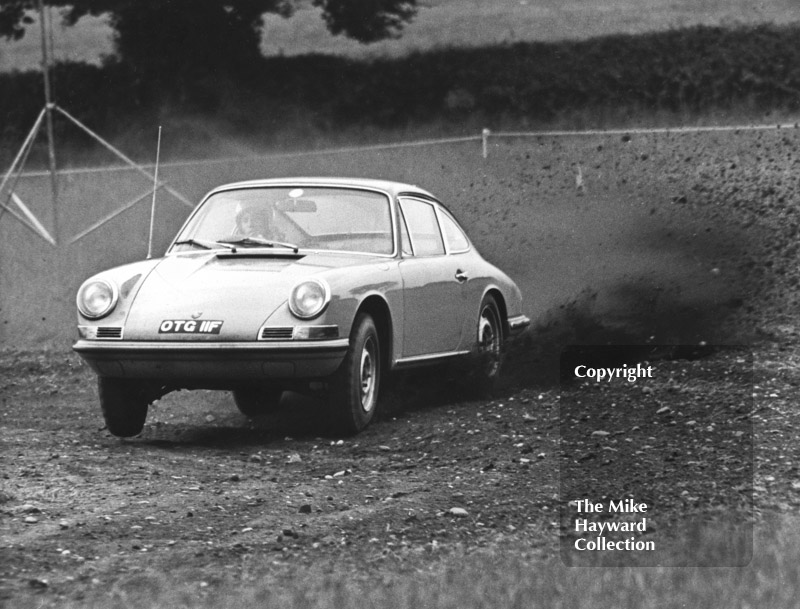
[
  {"x1": 474, "y1": 294, "x2": 505, "y2": 395},
  {"x1": 329, "y1": 313, "x2": 381, "y2": 435},
  {"x1": 232, "y1": 386, "x2": 284, "y2": 417},
  {"x1": 98, "y1": 377, "x2": 150, "y2": 438}
]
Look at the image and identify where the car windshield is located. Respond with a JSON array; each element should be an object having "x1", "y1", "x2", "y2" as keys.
[{"x1": 171, "y1": 187, "x2": 394, "y2": 255}]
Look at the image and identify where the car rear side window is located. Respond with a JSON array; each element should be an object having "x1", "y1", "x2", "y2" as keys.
[
  {"x1": 439, "y1": 210, "x2": 470, "y2": 253},
  {"x1": 399, "y1": 198, "x2": 445, "y2": 256}
]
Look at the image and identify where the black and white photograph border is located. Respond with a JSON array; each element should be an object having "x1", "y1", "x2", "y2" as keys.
[{"x1": 1, "y1": 1, "x2": 799, "y2": 607}]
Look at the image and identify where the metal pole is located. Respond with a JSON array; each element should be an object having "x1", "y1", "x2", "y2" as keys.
[
  {"x1": 38, "y1": 0, "x2": 59, "y2": 245},
  {"x1": 1, "y1": 114, "x2": 46, "y2": 226},
  {"x1": 54, "y1": 105, "x2": 194, "y2": 208},
  {"x1": 147, "y1": 126, "x2": 163, "y2": 259},
  {"x1": 0, "y1": 108, "x2": 47, "y2": 210}
]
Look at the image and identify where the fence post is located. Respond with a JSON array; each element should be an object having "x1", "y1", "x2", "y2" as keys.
[{"x1": 482, "y1": 128, "x2": 491, "y2": 159}]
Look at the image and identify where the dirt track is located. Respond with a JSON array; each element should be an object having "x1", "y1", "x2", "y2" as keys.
[
  {"x1": 0, "y1": 351, "x2": 559, "y2": 603},
  {"x1": 3, "y1": 127, "x2": 800, "y2": 606},
  {"x1": 2, "y1": 335, "x2": 800, "y2": 606}
]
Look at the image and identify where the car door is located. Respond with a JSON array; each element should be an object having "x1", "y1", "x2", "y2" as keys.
[{"x1": 397, "y1": 197, "x2": 468, "y2": 357}]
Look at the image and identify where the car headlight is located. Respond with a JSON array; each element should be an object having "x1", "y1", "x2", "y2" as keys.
[
  {"x1": 289, "y1": 279, "x2": 330, "y2": 319},
  {"x1": 77, "y1": 278, "x2": 119, "y2": 319}
]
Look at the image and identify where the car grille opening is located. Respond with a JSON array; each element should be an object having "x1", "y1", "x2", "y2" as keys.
[
  {"x1": 96, "y1": 327, "x2": 123, "y2": 339},
  {"x1": 259, "y1": 327, "x2": 294, "y2": 341}
]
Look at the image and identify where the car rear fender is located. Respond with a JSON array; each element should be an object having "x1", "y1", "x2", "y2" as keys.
[{"x1": 481, "y1": 286, "x2": 509, "y2": 341}]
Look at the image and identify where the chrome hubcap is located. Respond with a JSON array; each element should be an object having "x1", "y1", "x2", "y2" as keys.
[{"x1": 359, "y1": 336, "x2": 378, "y2": 412}]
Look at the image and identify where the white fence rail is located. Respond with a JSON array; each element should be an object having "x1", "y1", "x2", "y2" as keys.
[{"x1": 2, "y1": 121, "x2": 797, "y2": 248}]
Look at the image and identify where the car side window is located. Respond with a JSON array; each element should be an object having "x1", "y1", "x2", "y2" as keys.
[
  {"x1": 439, "y1": 210, "x2": 470, "y2": 253},
  {"x1": 398, "y1": 198, "x2": 445, "y2": 256}
]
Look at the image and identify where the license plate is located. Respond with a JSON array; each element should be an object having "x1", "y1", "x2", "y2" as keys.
[{"x1": 159, "y1": 320, "x2": 223, "y2": 334}]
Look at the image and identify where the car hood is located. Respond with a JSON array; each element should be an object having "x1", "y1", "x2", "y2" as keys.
[{"x1": 122, "y1": 251, "x2": 382, "y2": 340}]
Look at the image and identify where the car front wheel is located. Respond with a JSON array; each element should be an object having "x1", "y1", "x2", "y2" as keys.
[
  {"x1": 232, "y1": 386, "x2": 284, "y2": 417},
  {"x1": 329, "y1": 313, "x2": 381, "y2": 435},
  {"x1": 98, "y1": 377, "x2": 150, "y2": 437}
]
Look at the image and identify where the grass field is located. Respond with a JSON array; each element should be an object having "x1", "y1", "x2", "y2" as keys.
[{"x1": 1, "y1": 0, "x2": 797, "y2": 71}]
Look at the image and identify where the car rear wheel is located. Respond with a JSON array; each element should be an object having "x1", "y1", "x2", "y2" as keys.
[
  {"x1": 232, "y1": 386, "x2": 284, "y2": 417},
  {"x1": 329, "y1": 313, "x2": 381, "y2": 435},
  {"x1": 98, "y1": 377, "x2": 150, "y2": 437},
  {"x1": 475, "y1": 294, "x2": 504, "y2": 393}
]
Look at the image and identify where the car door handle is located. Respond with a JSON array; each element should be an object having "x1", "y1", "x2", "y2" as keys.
[{"x1": 455, "y1": 269, "x2": 469, "y2": 283}]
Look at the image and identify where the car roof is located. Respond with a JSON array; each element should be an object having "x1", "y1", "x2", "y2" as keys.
[{"x1": 206, "y1": 177, "x2": 439, "y2": 201}]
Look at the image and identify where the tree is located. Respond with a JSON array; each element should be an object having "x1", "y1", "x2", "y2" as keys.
[
  {"x1": 313, "y1": 0, "x2": 417, "y2": 44},
  {"x1": 0, "y1": 1, "x2": 418, "y2": 85}
]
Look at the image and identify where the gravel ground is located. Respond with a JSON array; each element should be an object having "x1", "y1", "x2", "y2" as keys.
[
  {"x1": 2, "y1": 330, "x2": 799, "y2": 606},
  {"x1": 2, "y1": 127, "x2": 800, "y2": 606}
]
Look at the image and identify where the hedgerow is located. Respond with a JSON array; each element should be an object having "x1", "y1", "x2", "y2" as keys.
[{"x1": 1, "y1": 23, "x2": 798, "y2": 160}]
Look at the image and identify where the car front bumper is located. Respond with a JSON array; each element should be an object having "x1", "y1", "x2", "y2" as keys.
[{"x1": 73, "y1": 339, "x2": 349, "y2": 381}]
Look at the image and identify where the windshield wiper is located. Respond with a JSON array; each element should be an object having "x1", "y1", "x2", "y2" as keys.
[
  {"x1": 220, "y1": 237, "x2": 299, "y2": 253},
  {"x1": 174, "y1": 238, "x2": 236, "y2": 251}
]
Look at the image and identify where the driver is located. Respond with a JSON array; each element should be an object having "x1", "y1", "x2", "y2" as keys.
[{"x1": 234, "y1": 206, "x2": 270, "y2": 240}]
